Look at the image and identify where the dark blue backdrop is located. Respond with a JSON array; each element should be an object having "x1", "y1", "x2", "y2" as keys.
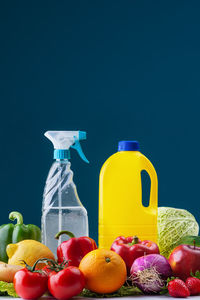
[{"x1": 0, "y1": 1, "x2": 199, "y2": 243}]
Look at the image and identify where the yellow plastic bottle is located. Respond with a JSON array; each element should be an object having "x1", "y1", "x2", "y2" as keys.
[{"x1": 99, "y1": 141, "x2": 158, "y2": 249}]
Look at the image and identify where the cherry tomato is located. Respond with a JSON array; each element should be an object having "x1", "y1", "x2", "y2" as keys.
[
  {"x1": 48, "y1": 266, "x2": 85, "y2": 300},
  {"x1": 14, "y1": 268, "x2": 48, "y2": 299}
]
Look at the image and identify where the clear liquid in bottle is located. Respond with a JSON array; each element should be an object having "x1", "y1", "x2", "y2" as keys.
[{"x1": 42, "y1": 160, "x2": 88, "y2": 256}]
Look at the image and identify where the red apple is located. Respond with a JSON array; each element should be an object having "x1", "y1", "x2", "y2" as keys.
[{"x1": 169, "y1": 244, "x2": 200, "y2": 280}]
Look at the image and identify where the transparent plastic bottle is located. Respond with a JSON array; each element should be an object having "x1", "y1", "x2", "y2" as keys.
[{"x1": 42, "y1": 131, "x2": 89, "y2": 256}]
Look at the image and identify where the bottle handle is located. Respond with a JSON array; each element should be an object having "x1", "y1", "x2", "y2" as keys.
[
  {"x1": 140, "y1": 155, "x2": 158, "y2": 209},
  {"x1": 71, "y1": 137, "x2": 89, "y2": 163}
]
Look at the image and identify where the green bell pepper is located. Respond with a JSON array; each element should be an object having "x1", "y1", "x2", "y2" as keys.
[{"x1": 0, "y1": 211, "x2": 41, "y2": 262}]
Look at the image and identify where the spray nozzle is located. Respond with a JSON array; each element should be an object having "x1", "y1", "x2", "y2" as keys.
[{"x1": 44, "y1": 131, "x2": 89, "y2": 163}]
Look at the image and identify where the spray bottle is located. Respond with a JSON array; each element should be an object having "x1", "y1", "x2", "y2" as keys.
[{"x1": 42, "y1": 131, "x2": 89, "y2": 255}]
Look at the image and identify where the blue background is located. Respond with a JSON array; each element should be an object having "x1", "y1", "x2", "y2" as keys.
[{"x1": 0, "y1": 1, "x2": 199, "y2": 243}]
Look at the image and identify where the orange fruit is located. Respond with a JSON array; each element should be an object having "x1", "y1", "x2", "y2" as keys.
[{"x1": 79, "y1": 248, "x2": 127, "y2": 294}]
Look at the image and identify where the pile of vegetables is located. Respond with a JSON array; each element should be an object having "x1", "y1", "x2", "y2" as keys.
[
  {"x1": 108, "y1": 206, "x2": 200, "y2": 298},
  {"x1": 0, "y1": 206, "x2": 200, "y2": 299}
]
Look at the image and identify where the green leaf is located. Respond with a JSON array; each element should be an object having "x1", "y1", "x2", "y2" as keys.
[
  {"x1": 0, "y1": 281, "x2": 18, "y2": 297},
  {"x1": 80, "y1": 286, "x2": 142, "y2": 298},
  {"x1": 191, "y1": 271, "x2": 200, "y2": 279},
  {"x1": 166, "y1": 276, "x2": 178, "y2": 284},
  {"x1": 159, "y1": 288, "x2": 168, "y2": 295}
]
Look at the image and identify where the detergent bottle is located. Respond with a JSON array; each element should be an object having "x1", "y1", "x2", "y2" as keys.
[
  {"x1": 99, "y1": 141, "x2": 158, "y2": 249},
  {"x1": 42, "y1": 131, "x2": 89, "y2": 255}
]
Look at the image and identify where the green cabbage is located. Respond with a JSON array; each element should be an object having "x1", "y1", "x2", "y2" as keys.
[{"x1": 157, "y1": 207, "x2": 199, "y2": 258}]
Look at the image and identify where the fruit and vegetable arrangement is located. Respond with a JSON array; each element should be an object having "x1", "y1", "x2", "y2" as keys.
[{"x1": 0, "y1": 208, "x2": 199, "y2": 299}]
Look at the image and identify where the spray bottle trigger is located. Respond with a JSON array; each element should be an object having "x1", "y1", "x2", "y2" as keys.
[{"x1": 71, "y1": 138, "x2": 89, "y2": 163}]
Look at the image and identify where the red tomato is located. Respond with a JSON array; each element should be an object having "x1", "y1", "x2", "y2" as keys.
[
  {"x1": 14, "y1": 268, "x2": 48, "y2": 299},
  {"x1": 48, "y1": 266, "x2": 85, "y2": 300}
]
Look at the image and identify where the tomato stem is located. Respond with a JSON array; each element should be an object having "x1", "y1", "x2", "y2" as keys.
[
  {"x1": 31, "y1": 258, "x2": 49, "y2": 272},
  {"x1": 20, "y1": 258, "x2": 49, "y2": 272},
  {"x1": 43, "y1": 258, "x2": 71, "y2": 272}
]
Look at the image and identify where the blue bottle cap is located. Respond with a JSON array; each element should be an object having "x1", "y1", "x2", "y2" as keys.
[
  {"x1": 54, "y1": 149, "x2": 70, "y2": 159},
  {"x1": 118, "y1": 141, "x2": 140, "y2": 151}
]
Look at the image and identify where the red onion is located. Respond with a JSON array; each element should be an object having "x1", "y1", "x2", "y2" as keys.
[{"x1": 130, "y1": 254, "x2": 172, "y2": 294}]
